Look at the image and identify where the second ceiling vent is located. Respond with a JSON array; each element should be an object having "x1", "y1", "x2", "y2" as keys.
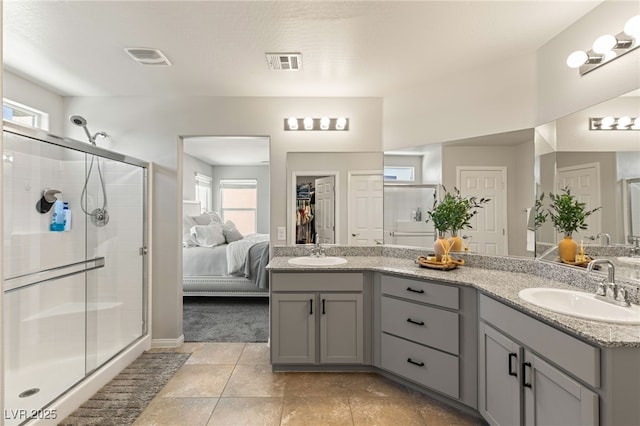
[
  {"x1": 125, "y1": 48, "x2": 171, "y2": 66},
  {"x1": 265, "y1": 52, "x2": 302, "y2": 71}
]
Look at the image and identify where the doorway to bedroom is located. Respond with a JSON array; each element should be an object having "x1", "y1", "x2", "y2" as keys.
[{"x1": 181, "y1": 136, "x2": 270, "y2": 343}]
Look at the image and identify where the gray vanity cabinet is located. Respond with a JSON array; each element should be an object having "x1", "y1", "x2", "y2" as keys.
[
  {"x1": 376, "y1": 274, "x2": 478, "y2": 407},
  {"x1": 479, "y1": 295, "x2": 599, "y2": 426},
  {"x1": 271, "y1": 272, "x2": 365, "y2": 365}
]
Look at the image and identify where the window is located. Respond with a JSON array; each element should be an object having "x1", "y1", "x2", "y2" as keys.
[
  {"x1": 3, "y1": 98, "x2": 48, "y2": 130},
  {"x1": 220, "y1": 179, "x2": 257, "y2": 235},
  {"x1": 384, "y1": 166, "x2": 415, "y2": 182},
  {"x1": 195, "y1": 173, "x2": 212, "y2": 213}
]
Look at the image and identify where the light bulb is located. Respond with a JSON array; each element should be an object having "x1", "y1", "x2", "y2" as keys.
[
  {"x1": 566, "y1": 51, "x2": 588, "y2": 68},
  {"x1": 336, "y1": 117, "x2": 347, "y2": 130},
  {"x1": 320, "y1": 117, "x2": 330, "y2": 130},
  {"x1": 601, "y1": 116, "x2": 615, "y2": 129},
  {"x1": 287, "y1": 117, "x2": 298, "y2": 130},
  {"x1": 617, "y1": 116, "x2": 632, "y2": 128},
  {"x1": 624, "y1": 15, "x2": 640, "y2": 38},
  {"x1": 592, "y1": 34, "x2": 617, "y2": 54},
  {"x1": 632, "y1": 117, "x2": 640, "y2": 129},
  {"x1": 303, "y1": 117, "x2": 313, "y2": 130}
]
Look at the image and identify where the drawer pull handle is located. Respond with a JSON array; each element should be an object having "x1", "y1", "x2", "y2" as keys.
[
  {"x1": 406, "y1": 318, "x2": 425, "y2": 326},
  {"x1": 522, "y1": 361, "x2": 532, "y2": 388},
  {"x1": 309, "y1": 299, "x2": 313, "y2": 315},
  {"x1": 508, "y1": 353, "x2": 517, "y2": 377},
  {"x1": 406, "y1": 287, "x2": 425, "y2": 294},
  {"x1": 407, "y1": 358, "x2": 425, "y2": 367}
]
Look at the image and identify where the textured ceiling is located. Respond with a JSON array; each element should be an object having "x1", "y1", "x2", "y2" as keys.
[{"x1": 3, "y1": 1, "x2": 602, "y2": 97}]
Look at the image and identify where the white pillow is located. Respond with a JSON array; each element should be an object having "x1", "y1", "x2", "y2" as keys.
[
  {"x1": 192, "y1": 213, "x2": 213, "y2": 226},
  {"x1": 190, "y1": 223, "x2": 226, "y2": 248},
  {"x1": 182, "y1": 215, "x2": 198, "y2": 247},
  {"x1": 222, "y1": 220, "x2": 244, "y2": 243},
  {"x1": 205, "y1": 211, "x2": 223, "y2": 224}
]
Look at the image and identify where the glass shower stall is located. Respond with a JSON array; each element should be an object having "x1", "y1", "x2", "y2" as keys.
[{"x1": 2, "y1": 122, "x2": 148, "y2": 425}]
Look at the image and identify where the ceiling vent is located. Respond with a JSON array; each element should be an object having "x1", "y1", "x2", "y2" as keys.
[
  {"x1": 265, "y1": 52, "x2": 302, "y2": 71},
  {"x1": 125, "y1": 48, "x2": 171, "y2": 66}
]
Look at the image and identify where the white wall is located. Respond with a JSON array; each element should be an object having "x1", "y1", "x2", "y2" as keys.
[
  {"x1": 182, "y1": 153, "x2": 213, "y2": 202},
  {"x1": 383, "y1": 52, "x2": 536, "y2": 151},
  {"x1": 62, "y1": 95, "x2": 382, "y2": 341},
  {"x1": 537, "y1": 1, "x2": 640, "y2": 124},
  {"x1": 211, "y1": 165, "x2": 270, "y2": 234},
  {"x1": 3, "y1": 70, "x2": 64, "y2": 134}
]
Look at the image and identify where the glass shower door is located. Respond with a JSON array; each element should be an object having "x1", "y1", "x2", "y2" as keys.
[
  {"x1": 85, "y1": 157, "x2": 146, "y2": 372},
  {"x1": 3, "y1": 132, "x2": 89, "y2": 425}
]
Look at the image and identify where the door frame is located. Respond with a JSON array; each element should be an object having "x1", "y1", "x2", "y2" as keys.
[
  {"x1": 347, "y1": 170, "x2": 383, "y2": 245},
  {"x1": 456, "y1": 166, "x2": 509, "y2": 255},
  {"x1": 288, "y1": 170, "x2": 340, "y2": 245}
]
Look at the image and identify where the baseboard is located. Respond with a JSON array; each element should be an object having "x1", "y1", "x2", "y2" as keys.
[{"x1": 151, "y1": 334, "x2": 184, "y2": 348}]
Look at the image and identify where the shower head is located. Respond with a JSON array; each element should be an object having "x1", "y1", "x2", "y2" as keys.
[
  {"x1": 68, "y1": 115, "x2": 106, "y2": 146},
  {"x1": 69, "y1": 115, "x2": 87, "y2": 127}
]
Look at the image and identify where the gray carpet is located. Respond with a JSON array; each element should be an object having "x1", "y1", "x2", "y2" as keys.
[
  {"x1": 183, "y1": 297, "x2": 269, "y2": 342},
  {"x1": 59, "y1": 352, "x2": 190, "y2": 426}
]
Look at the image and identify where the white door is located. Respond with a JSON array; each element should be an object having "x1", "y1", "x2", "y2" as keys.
[
  {"x1": 557, "y1": 163, "x2": 601, "y2": 243},
  {"x1": 315, "y1": 176, "x2": 335, "y2": 244},
  {"x1": 457, "y1": 167, "x2": 508, "y2": 255},
  {"x1": 349, "y1": 174, "x2": 384, "y2": 245}
]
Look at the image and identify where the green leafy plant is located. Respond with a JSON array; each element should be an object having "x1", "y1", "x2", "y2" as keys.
[
  {"x1": 426, "y1": 187, "x2": 490, "y2": 234},
  {"x1": 547, "y1": 187, "x2": 600, "y2": 236},
  {"x1": 534, "y1": 192, "x2": 548, "y2": 230}
]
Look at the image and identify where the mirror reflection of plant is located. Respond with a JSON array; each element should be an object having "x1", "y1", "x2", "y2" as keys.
[
  {"x1": 534, "y1": 192, "x2": 548, "y2": 230},
  {"x1": 547, "y1": 187, "x2": 600, "y2": 236},
  {"x1": 425, "y1": 186, "x2": 490, "y2": 235}
]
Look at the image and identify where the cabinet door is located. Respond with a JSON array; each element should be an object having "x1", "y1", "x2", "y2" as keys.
[
  {"x1": 479, "y1": 323, "x2": 522, "y2": 426},
  {"x1": 320, "y1": 293, "x2": 363, "y2": 364},
  {"x1": 272, "y1": 294, "x2": 316, "y2": 364},
  {"x1": 523, "y1": 351, "x2": 599, "y2": 426}
]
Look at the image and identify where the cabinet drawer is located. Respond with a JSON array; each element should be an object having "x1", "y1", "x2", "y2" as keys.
[
  {"x1": 480, "y1": 294, "x2": 600, "y2": 388},
  {"x1": 381, "y1": 296, "x2": 459, "y2": 354},
  {"x1": 381, "y1": 275, "x2": 458, "y2": 310},
  {"x1": 381, "y1": 333, "x2": 459, "y2": 399},
  {"x1": 271, "y1": 272, "x2": 363, "y2": 292}
]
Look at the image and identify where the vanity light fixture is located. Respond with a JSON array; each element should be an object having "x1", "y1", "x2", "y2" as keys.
[
  {"x1": 284, "y1": 117, "x2": 349, "y2": 131},
  {"x1": 566, "y1": 14, "x2": 640, "y2": 76},
  {"x1": 589, "y1": 116, "x2": 640, "y2": 130}
]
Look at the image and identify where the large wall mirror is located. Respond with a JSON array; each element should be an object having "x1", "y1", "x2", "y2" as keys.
[
  {"x1": 286, "y1": 152, "x2": 384, "y2": 245},
  {"x1": 535, "y1": 89, "x2": 640, "y2": 283},
  {"x1": 384, "y1": 130, "x2": 535, "y2": 258}
]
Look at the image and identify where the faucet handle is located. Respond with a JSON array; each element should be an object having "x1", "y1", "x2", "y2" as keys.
[
  {"x1": 615, "y1": 287, "x2": 631, "y2": 306},
  {"x1": 596, "y1": 281, "x2": 607, "y2": 296}
]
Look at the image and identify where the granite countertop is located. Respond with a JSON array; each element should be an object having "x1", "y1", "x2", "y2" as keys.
[{"x1": 267, "y1": 256, "x2": 640, "y2": 348}]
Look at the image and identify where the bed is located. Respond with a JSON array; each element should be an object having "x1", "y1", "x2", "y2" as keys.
[{"x1": 182, "y1": 201, "x2": 270, "y2": 297}]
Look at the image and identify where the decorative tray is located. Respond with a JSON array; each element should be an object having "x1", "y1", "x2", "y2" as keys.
[
  {"x1": 416, "y1": 255, "x2": 464, "y2": 271},
  {"x1": 559, "y1": 256, "x2": 593, "y2": 268}
]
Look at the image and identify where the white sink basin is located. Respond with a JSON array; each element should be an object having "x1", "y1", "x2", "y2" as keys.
[
  {"x1": 288, "y1": 256, "x2": 348, "y2": 266},
  {"x1": 617, "y1": 257, "x2": 640, "y2": 265},
  {"x1": 518, "y1": 288, "x2": 640, "y2": 325}
]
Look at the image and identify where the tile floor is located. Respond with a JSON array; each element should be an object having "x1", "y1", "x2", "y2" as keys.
[{"x1": 135, "y1": 342, "x2": 483, "y2": 426}]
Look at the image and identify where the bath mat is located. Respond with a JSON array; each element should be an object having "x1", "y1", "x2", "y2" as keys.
[
  {"x1": 58, "y1": 351, "x2": 190, "y2": 426},
  {"x1": 183, "y1": 296, "x2": 269, "y2": 342}
]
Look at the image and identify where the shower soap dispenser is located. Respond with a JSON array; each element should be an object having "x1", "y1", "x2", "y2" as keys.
[
  {"x1": 63, "y1": 202, "x2": 71, "y2": 231},
  {"x1": 50, "y1": 200, "x2": 65, "y2": 232}
]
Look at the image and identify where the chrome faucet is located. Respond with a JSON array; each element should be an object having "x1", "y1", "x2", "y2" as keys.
[
  {"x1": 310, "y1": 240, "x2": 326, "y2": 258},
  {"x1": 586, "y1": 233, "x2": 611, "y2": 246},
  {"x1": 587, "y1": 259, "x2": 630, "y2": 307}
]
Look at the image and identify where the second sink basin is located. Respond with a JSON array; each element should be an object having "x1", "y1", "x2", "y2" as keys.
[
  {"x1": 288, "y1": 256, "x2": 348, "y2": 266},
  {"x1": 518, "y1": 287, "x2": 640, "y2": 325}
]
